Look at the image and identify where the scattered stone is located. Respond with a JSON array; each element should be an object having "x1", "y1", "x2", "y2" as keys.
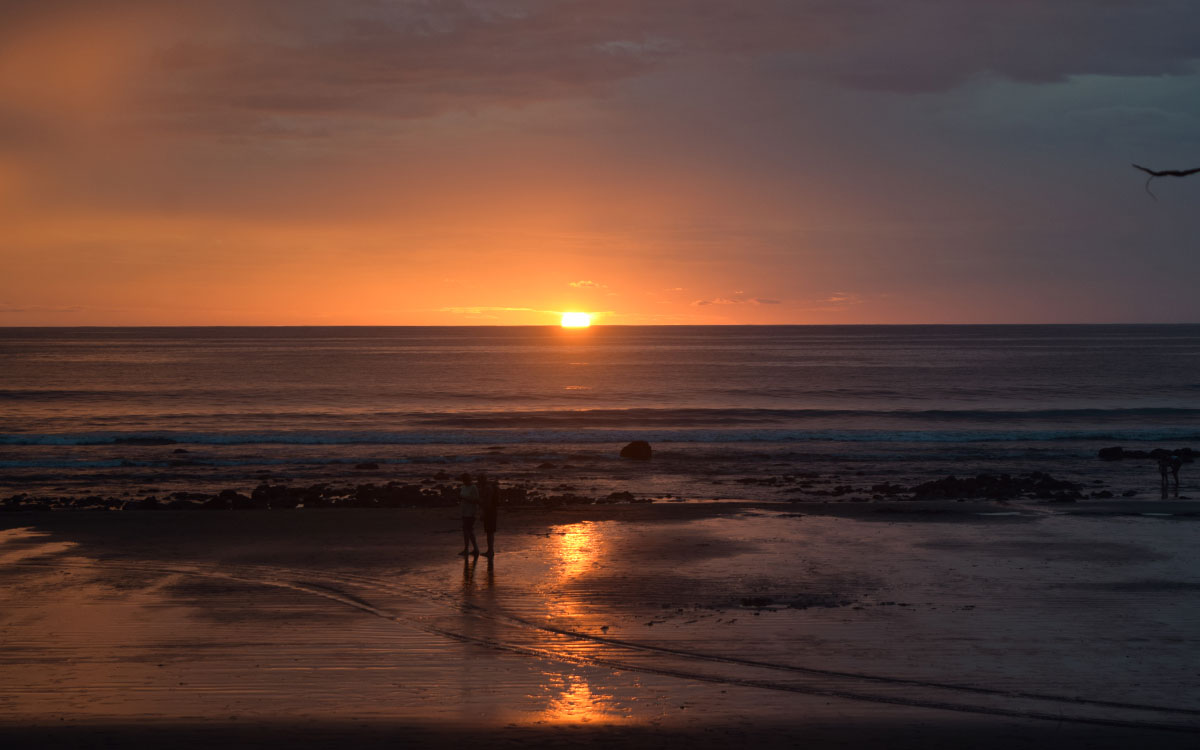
[
  {"x1": 908, "y1": 472, "x2": 1083, "y2": 502},
  {"x1": 1097, "y1": 446, "x2": 1196, "y2": 461},
  {"x1": 122, "y1": 496, "x2": 162, "y2": 511},
  {"x1": 740, "y1": 597, "x2": 775, "y2": 608}
]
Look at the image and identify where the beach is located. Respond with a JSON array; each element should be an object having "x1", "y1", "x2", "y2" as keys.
[
  {"x1": 4, "y1": 325, "x2": 1200, "y2": 746},
  {"x1": 3, "y1": 501, "x2": 1199, "y2": 747}
]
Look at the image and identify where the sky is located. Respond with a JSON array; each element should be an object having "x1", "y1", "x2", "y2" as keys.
[{"x1": 4, "y1": 0, "x2": 1200, "y2": 325}]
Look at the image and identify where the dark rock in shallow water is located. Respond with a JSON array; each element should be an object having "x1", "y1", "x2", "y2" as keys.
[
  {"x1": 605, "y1": 491, "x2": 636, "y2": 503},
  {"x1": 908, "y1": 472, "x2": 1083, "y2": 502},
  {"x1": 123, "y1": 496, "x2": 162, "y2": 511},
  {"x1": 172, "y1": 448, "x2": 189, "y2": 454},
  {"x1": 500, "y1": 485, "x2": 528, "y2": 505},
  {"x1": 1098, "y1": 446, "x2": 1197, "y2": 462},
  {"x1": 204, "y1": 489, "x2": 250, "y2": 510},
  {"x1": 252, "y1": 484, "x2": 300, "y2": 510},
  {"x1": 231, "y1": 492, "x2": 265, "y2": 510},
  {"x1": 741, "y1": 597, "x2": 775, "y2": 608},
  {"x1": 377, "y1": 484, "x2": 427, "y2": 508},
  {"x1": 619, "y1": 441, "x2": 652, "y2": 460},
  {"x1": 354, "y1": 462, "x2": 379, "y2": 470}
]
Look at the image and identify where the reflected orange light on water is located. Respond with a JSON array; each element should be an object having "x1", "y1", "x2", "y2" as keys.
[
  {"x1": 538, "y1": 672, "x2": 626, "y2": 725},
  {"x1": 532, "y1": 522, "x2": 631, "y2": 724},
  {"x1": 551, "y1": 522, "x2": 601, "y2": 581}
]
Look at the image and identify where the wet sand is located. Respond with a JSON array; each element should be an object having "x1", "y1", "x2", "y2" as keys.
[{"x1": 2, "y1": 501, "x2": 1200, "y2": 748}]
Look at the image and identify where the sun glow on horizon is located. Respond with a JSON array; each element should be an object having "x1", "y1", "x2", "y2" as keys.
[{"x1": 560, "y1": 312, "x2": 591, "y2": 328}]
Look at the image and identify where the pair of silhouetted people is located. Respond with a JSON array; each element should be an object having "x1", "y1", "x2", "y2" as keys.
[
  {"x1": 458, "y1": 472, "x2": 500, "y2": 557},
  {"x1": 1158, "y1": 456, "x2": 1184, "y2": 499}
]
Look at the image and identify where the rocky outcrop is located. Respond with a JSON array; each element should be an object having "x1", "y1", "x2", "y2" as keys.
[
  {"x1": 619, "y1": 441, "x2": 652, "y2": 460},
  {"x1": 1098, "y1": 446, "x2": 1196, "y2": 461},
  {"x1": 908, "y1": 472, "x2": 1083, "y2": 502}
]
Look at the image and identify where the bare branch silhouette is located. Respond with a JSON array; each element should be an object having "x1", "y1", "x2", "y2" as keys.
[{"x1": 1132, "y1": 163, "x2": 1200, "y2": 200}]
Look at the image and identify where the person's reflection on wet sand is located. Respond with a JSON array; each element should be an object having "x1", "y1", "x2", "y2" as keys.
[{"x1": 462, "y1": 554, "x2": 477, "y2": 590}]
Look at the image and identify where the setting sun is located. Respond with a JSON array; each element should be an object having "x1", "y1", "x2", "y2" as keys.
[{"x1": 560, "y1": 312, "x2": 591, "y2": 328}]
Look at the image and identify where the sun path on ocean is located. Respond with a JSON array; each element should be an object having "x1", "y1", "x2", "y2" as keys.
[{"x1": 561, "y1": 312, "x2": 591, "y2": 328}]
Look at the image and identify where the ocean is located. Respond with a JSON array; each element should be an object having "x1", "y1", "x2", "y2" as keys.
[{"x1": 2, "y1": 325, "x2": 1199, "y2": 501}]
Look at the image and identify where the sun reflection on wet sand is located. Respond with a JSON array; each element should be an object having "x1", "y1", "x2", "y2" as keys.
[
  {"x1": 540, "y1": 521, "x2": 609, "y2": 629},
  {"x1": 551, "y1": 521, "x2": 603, "y2": 581},
  {"x1": 538, "y1": 671, "x2": 627, "y2": 724}
]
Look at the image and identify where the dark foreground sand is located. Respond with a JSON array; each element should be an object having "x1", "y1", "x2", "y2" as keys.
[{"x1": 2, "y1": 501, "x2": 1199, "y2": 748}]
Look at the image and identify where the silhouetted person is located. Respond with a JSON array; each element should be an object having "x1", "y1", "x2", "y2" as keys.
[
  {"x1": 478, "y1": 471, "x2": 500, "y2": 557},
  {"x1": 1158, "y1": 457, "x2": 1172, "y2": 499},
  {"x1": 458, "y1": 473, "x2": 480, "y2": 557},
  {"x1": 1170, "y1": 456, "x2": 1184, "y2": 498}
]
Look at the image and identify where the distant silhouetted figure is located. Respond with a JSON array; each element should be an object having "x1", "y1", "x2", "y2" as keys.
[
  {"x1": 478, "y1": 471, "x2": 499, "y2": 557},
  {"x1": 458, "y1": 473, "x2": 480, "y2": 557},
  {"x1": 1152, "y1": 456, "x2": 1180, "y2": 496}
]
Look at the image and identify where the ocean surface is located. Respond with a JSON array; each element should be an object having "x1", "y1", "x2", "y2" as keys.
[{"x1": 2, "y1": 325, "x2": 1199, "y2": 500}]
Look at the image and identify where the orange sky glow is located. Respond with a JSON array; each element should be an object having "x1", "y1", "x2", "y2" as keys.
[{"x1": 4, "y1": 2, "x2": 1200, "y2": 325}]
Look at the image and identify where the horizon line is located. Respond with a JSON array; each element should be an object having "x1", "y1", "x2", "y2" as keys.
[{"x1": 4, "y1": 322, "x2": 1200, "y2": 329}]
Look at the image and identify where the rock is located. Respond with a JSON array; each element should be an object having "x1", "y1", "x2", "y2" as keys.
[
  {"x1": 354, "y1": 462, "x2": 379, "y2": 470},
  {"x1": 123, "y1": 496, "x2": 163, "y2": 511},
  {"x1": 377, "y1": 483, "x2": 426, "y2": 508},
  {"x1": 740, "y1": 597, "x2": 775, "y2": 608},
  {"x1": 204, "y1": 489, "x2": 251, "y2": 510},
  {"x1": 500, "y1": 485, "x2": 528, "y2": 505},
  {"x1": 172, "y1": 448, "x2": 190, "y2": 454},
  {"x1": 619, "y1": 441, "x2": 652, "y2": 460},
  {"x1": 605, "y1": 491, "x2": 636, "y2": 503},
  {"x1": 230, "y1": 491, "x2": 265, "y2": 510},
  {"x1": 252, "y1": 484, "x2": 301, "y2": 510},
  {"x1": 1098, "y1": 447, "x2": 1124, "y2": 461},
  {"x1": 536, "y1": 462, "x2": 556, "y2": 470},
  {"x1": 908, "y1": 472, "x2": 1083, "y2": 502}
]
